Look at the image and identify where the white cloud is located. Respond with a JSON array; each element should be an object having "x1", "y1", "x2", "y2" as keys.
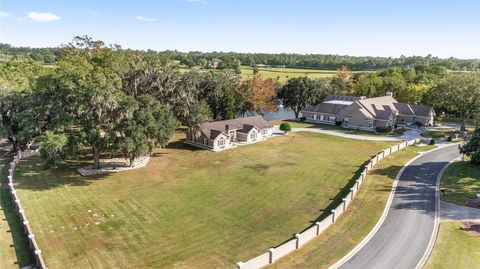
[
  {"x1": 135, "y1": 16, "x2": 158, "y2": 22},
  {"x1": 0, "y1": 11, "x2": 11, "y2": 18},
  {"x1": 26, "y1": 11, "x2": 61, "y2": 22}
]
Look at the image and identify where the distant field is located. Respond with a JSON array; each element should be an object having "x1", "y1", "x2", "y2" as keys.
[
  {"x1": 14, "y1": 132, "x2": 392, "y2": 268},
  {"x1": 178, "y1": 65, "x2": 339, "y2": 83},
  {"x1": 240, "y1": 66, "x2": 336, "y2": 82}
]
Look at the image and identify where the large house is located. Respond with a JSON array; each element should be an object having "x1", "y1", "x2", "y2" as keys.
[
  {"x1": 301, "y1": 92, "x2": 435, "y2": 132},
  {"x1": 185, "y1": 116, "x2": 274, "y2": 151}
]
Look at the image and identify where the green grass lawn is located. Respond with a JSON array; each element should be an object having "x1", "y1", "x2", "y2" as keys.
[
  {"x1": 0, "y1": 158, "x2": 35, "y2": 269},
  {"x1": 421, "y1": 130, "x2": 462, "y2": 140},
  {"x1": 270, "y1": 119, "x2": 405, "y2": 138},
  {"x1": 427, "y1": 159, "x2": 480, "y2": 269},
  {"x1": 13, "y1": 132, "x2": 393, "y2": 268},
  {"x1": 240, "y1": 66, "x2": 335, "y2": 83},
  {"x1": 268, "y1": 144, "x2": 437, "y2": 268},
  {"x1": 425, "y1": 221, "x2": 480, "y2": 269},
  {"x1": 441, "y1": 161, "x2": 480, "y2": 205}
]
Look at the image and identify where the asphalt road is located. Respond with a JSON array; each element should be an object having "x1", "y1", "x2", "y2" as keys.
[{"x1": 338, "y1": 145, "x2": 460, "y2": 269}]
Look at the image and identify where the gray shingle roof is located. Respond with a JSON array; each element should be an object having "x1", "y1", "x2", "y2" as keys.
[
  {"x1": 200, "y1": 116, "x2": 272, "y2": 140},
  {"x1": 303, "y1": 103, "x2": 350, "y2": 115},
  {"x1": 324, "y1": 95, "x2": 362, "y2": 102}
]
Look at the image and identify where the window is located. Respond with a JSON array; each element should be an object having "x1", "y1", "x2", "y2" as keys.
[
  {"x1": 368, "y1": 122, "x2": 374, "y2": 128},
  {"x1": 218, "y1": 138, "x2": 225, "y2": 147},
  {"x1": 329, "y1": 116, "x2": 336, "y2": 122},
  {"x1": 343, "y1": 118, "x2": 349, "y2": 124},
  {"x1": 320, "y1": 115, "x2": 324, "y2": 121},
  {"x1": 203, "y1": 138, "x2": 207, "y2": 145},
  {"x1": 261, "y1": 129, "x2": 267, "y2": 135},
  {"x1": 250, "y1": 132, "x2": 257, "y2": 140},
  {"x1": 313, "y1": 114, "x2": 317, "y2": 120}
]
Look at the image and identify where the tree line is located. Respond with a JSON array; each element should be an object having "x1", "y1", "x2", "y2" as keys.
[
  {"x1": 1, "y1": 36, "x2": 479, "y2": 169},
  {"x1": 2, "y1": 42, "x2": 479, "y2": 71}
]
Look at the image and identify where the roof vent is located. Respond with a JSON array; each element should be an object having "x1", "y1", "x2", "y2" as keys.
[
  {"x1": 385, "y1": 92, "x2": 393, "y2": 97},
  {"x1": 360, "y1": 96, "x2": 367, "y2": 100}
]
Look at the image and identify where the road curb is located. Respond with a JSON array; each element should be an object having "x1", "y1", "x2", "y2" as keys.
[
  {"x1": 415, "y1": 156, "x2": 459, "y2": 269},
  {"x1": 329, "y1": 144, "x2": 457, "y2": 269}
]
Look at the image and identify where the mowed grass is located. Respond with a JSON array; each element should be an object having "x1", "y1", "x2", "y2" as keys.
[
  {"x1": 13, "y1": 132, "x2": 393, "y2": 268},
  {"x1": 267, "y1": 145, "x2": 436, "y2": 268},
  {"x1": 240, "y1": 66, "x2": 335, "y2": 83},
  {"x1": 441, "y1": 161, "x2": 480, "y2": 205},
  {"x1": 269, "y1": 119, "x2": 405, "y2": 138},
  {"x1": 0, "y1": 158, "x2": 35, "y2": 268},
  {"x1": 425, "y1": 221, "x2": 480, "y2": 269}
]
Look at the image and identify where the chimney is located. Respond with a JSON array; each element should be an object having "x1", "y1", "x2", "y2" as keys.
[{"x1": 385, "y1": 92, "x2": 393, "y2": 97}]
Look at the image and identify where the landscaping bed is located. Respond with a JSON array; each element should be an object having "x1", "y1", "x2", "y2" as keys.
[{"x1": 13, "y1": 132, "x2": 393, "y2": 268}]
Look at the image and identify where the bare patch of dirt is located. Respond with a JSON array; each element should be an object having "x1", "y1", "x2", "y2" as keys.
[{"x1": 461, "y1": 221, "x2": 480, "y2": 236}]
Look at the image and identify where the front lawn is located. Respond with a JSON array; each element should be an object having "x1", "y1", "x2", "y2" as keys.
[
  {"x1": 13, "y1": 132, "x2": 393, "y2": 268},
  {"x1": 270, "y1": 120, "x2": 405, "y2": 137},
  {"x1": 441, "y1": 161, "x2": 480, "y2": 205},
  {"x1": 421, "y1": 130, "x2": 462, "y2": 140}
]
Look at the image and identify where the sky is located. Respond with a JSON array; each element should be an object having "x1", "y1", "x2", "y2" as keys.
[{"x1": 0, "y1": 0, "x2": 479, "y2": 59}]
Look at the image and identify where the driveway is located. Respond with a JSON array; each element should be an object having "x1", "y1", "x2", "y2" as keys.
[
  {"x1": 334, "y1": 145, "x2": 460, "y2": 269},
  {"x1": 440, "y1": 201, "x2": 480, "y2": 222}
]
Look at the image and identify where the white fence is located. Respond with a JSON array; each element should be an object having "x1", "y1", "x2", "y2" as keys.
[
  {"x1": 4, "y1": 148, "x2": 47, "y2": 269},
  {"x1": 235, "y1": 139, "x2": 419, "y2": 269}
]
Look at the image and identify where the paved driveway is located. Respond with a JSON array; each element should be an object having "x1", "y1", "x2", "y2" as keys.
[{"x1": 336, "y1": 145, "x2": 460, "y2": 269}]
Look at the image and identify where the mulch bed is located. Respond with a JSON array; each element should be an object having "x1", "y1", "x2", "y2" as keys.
[{"x1": 461, "y1": 221, "x2": 480, "y2": 236}]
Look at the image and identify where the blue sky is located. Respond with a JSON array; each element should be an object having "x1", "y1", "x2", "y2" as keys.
[{"x1": 0, "y1": 0, "x2": 479, "y2": 59}]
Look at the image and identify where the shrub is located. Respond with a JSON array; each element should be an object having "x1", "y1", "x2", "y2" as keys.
[
  {"x1": 414, "y1": 121, "x2": 424, "y2": 127},
  {"x1": 471, "y1": 152, "x2": 480, "y2": 165},
  {"x1": 299, "y1": 116, "x2": 306, "y2": 122},
  {"x1": 335, "y1": 121, "x2": 342, "y2": 126},
  {"x1": 447, "y1": 136, "x2": 453, "y2": 142},
  {"x1": 279, "y1": 122, "x2": 292, "y2": 134},
  {"x1": 376, "y1": 126, "x2": 392, "y2": 133},
  {"x1": 430, "y1": 139, "x2": 436, "y2": 145}
]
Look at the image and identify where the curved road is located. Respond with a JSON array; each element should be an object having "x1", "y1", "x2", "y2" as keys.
[{"x1": 338, "y1": 145, "x2": 460, "y2": 269}]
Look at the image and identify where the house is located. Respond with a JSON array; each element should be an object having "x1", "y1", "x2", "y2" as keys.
[
  {"x1": 185, "y1": 116, "x2": 274, "y2": 151},
  {"x1": 301, "y1": 92, "x2": 435, "y2": 132}
]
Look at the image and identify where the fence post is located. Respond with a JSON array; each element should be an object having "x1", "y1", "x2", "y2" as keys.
[
  {"x1": 315, "y1": 221, "x2": 321, "y2": 235},
  {"x1": 236, "y1": 262, "x2": 244, "y2": 269},
  {"x1": 295, "y1": 233, "x2": 301, "y2": 249},
  {"x1": 350, "y1": 188, "x2": 355, "y2": 200},
  {"x1": 269, "y1": 248, "x2": 275, "y2": 263},
  {"x1": 355, "y1": 180, "x2": 360, "y2": 190},
  {"x1": 342, "y1": 198, "x2": 347, "y2": 211},
  {"x1": 331, "y1": 210, "x2": 336, "y2": 223}
]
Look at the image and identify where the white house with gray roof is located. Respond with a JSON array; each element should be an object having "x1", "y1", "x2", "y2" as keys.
[
  {"x1": 301, "y1": 92, "x2": 435, "y2": 132},
  {"x1": 185, "y1": 116, "x2": 274, "y2": 151}
]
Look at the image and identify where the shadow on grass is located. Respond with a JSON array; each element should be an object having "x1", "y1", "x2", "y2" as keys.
[
  {"x1": 0, "y1": 160, "x2": 35, "y2": 267},
  {"x1": 12, "y1": 156, "x2": 109, "y2": 192},
  {"x1": 273, "y1": 147, "x2": 459, "y2": 247}
]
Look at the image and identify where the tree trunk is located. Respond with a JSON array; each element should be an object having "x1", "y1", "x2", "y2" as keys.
[
  {"x1": 93, "y1": 146, "x2": 100, "y2": 169},
  {"x1": 294, "y1": 111, "x2": 299, "y2": 119}
]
